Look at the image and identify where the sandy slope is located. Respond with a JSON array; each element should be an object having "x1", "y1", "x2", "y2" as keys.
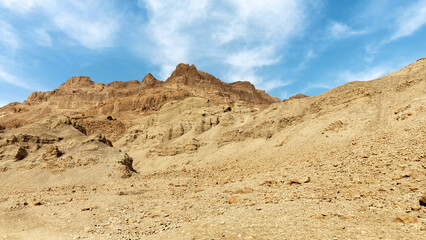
[{"x1": 0, "y1": 59, "x2": 425, "y2": 239}]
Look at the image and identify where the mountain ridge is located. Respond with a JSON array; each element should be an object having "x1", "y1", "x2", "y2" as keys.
[{"x1": 0, "y1": 63, "x2": 280, "y2": 129}]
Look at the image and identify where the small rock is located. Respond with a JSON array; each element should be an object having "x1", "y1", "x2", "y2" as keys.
[
  {"x1": 289, "y1": 178, "x2": 301, "y2": 185},
  {"x1": 228, "y1": 196, "x2": 239, "y2": 204},
  {"x1": 31, "y1": 200, "x2": 42, "y2": 206},
  {"x1": 303, "y1": 177, "x2": 311, "y2": 183},
  {"x1": 411, "y1": 207, "x2": 421, "y2": 211},
  {"x1": 15, "y1": 147, "x2": 28, "y2": 161},
  {"x1": 393, "y1": 215, "x2": 418, "y2": 224},
  {"x1": 234, "y1": 188, "x2": 254, "y2": 194},
  {"x1": 420, "y1": 193, "x2": 426, "y2": 207}
]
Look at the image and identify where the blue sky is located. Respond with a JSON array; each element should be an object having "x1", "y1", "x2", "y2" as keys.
[{"x1": 1, "y1": 0, "x2": 426, "y2": 106}]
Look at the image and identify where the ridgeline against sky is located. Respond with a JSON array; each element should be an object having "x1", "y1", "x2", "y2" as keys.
[{"x1": 0, "y1": 0, "x2": 426, "y2": 106}]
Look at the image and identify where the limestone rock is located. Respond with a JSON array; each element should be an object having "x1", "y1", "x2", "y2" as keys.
[
  {"x1": 228, "y1": 196, "x2": 239, "y2": 204},
  {"x1": 393, "y1": 215, "x2": 418, "y2": 224},
  {"x1": 420, "y1": 193, "x2": 426, "y2": 207},
  {"x1": 288, "y1": 93, "x2": 309, "y2": 100},
  {"x1": 289, "y1": 178, "x2": 301, "y2": 185},
  {"x1": 14, "y1": 147, "x2": 28, "y2": 160}
]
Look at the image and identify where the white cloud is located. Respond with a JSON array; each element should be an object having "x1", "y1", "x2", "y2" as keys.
[
  {"x1": 0, "y1": 66, "x2": 35, "y2": 90},
  {"x1": 0, "y1": 0, "x2": 38, "y2": 13},
  {"x1": 357, "y1": 0, "x2": 426, "y2": 64},
  {"x1": 0, "y1": 0, "x2": 121, "y2": 49},
  {"x1": 0, "y1": 21, "x2": 34, "y2": 91},
  {"x1": 260, "y1": 79, "x2": 292, "y2": 92},
  {"x1": 302, "y1": 83, "x2": 334, "y2": 94},
  {"x1": 224, "y1": 46, "x2": 290, "y2": 91},
  {"x1": 0, "y1": 20, "x2": 19, "y2": 54},
  {"x1": 337, "y1": 65, "x2": 395, "y2": 83},
  {"x1": 34, "y1": 28, "x2": 52, "y2": 47},
  {"x1": 48, "y1": 1, "x2": 120, "y2": 49},
  {"x1": 139, "y1": 0, "x2": 308, "y2": 89},
  {"x1": 295, "y1": 49, "x2": 316, "y2": 71},
  {"x1": 227, "y1": 69, "x2": 291, "y2": 92},
  {"x1": 303, "y1": 62, "x2": 404, "y2": 95},
  {"x1": 0, "y1": 101, "x2": 8, "y2": 107},
  {"x1": 279, "y1": 91, "x2": 289, "y2": 100},
  {"x1": 225, "y1": 47, "x2": 281, "y2": 73},
  {"x1": 326, "y1": 21, "x2": 366, "y2": 40},
  {"x1": 389, "y1": 0, "x2": 426, "y2": 41}
]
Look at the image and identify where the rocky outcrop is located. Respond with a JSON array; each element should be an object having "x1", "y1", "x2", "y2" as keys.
[
  {"x1": 58, "y1": 76, "x2": 95, "y2": 89},
  {"x1": 288, "y1": 93, "x2": 309, "y2": 100},
  {"x1": 166, "y1": 64, "x2": 280, "y2": 106},
  {"x1": 141, "y1": 73, "x2": 163, "y2": 88}
]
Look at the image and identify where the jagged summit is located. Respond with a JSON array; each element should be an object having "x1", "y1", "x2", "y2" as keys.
[
  {"x1": 166, "y1": 63, "x2": 222, "y2": 89},
  {"x1": 168, "y1": 63, "x2": 199, "y2": 79}
]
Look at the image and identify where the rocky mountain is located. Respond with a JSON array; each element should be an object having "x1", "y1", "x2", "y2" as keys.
[
  {"x1": 0, "y1": 58, "x2": 425, "y2": 239},
  {"x1": 0, "y1": 64, "x2": 279, "y2": 130}
]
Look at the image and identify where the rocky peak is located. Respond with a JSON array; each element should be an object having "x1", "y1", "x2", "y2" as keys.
[
  {"x1": 229, "y1": 81, "x2": 256, "y2": 90},
  {"x1": 59, "y1": 76, "x2": 95, "y2": 89},
  {"x1": 288, "y1": 93, "x2": 309, "y2": 100},
  {"x1": 167, "y1": 63, "x2": 201, "y2": 81},
  {"x1": 141, "y1": 73, "x2": 163, "y2": 88}
]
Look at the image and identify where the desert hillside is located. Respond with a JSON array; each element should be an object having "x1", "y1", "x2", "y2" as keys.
[{"x1": 0, "y1": 59, "x2": 425, "y2": 239}]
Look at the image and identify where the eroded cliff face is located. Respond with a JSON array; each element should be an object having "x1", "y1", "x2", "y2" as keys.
[{"x1": 0, "y1": 63, "x2": 279, "y2": 130}]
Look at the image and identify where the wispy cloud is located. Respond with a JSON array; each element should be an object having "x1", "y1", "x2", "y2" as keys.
[
  {"x1": 0, "y1": 20, "x2": 20, "y2": 54},
  {"x1": 0, "y1": 0, "x2": 38, "y2": 13},
  {"x1": 138, "y1": 0, "x2": 309, "y2": 90},
  {"x1": 360, "y1": 0, "x2": 426, "y2": 61},
  {"x1": 0, "y1": 0, "x2": 121, "y2": 49},
  {"x1": 302, "y1": 83, "x2": 334, "y2": 94},
  {"x1": 295, "y1": 49, "x2": 316, "y2": 71},
  {"x1": 47, "y1": 1, "x2": 121, "y2": 49},
  {"x1": 337, "y1": 65, "x2": 395, "y2": 83},
  {"x1": 303, "y1": 62, "x2": 405, "y2": 95},
  {"x1": 225, "y1": 46, "x2": 281, "y2": 88},
  {"x1": 0, "y1": 20, "x2": 34, "y2": 91},
  {"x1": 0, "y1": 65, "x2": 36, "y2": 90},
  {"x1": 224, "y1": 46, "x2": 291, "y2": 91},
  {"x1": 34, "y1": 28, "x2": 52, "y2": 47},
  {"x1": 0, "y1": 101, "x2": 8, "y2": 107},
  {"x1": 326, "y1": 21, "x2": 366, "y2": 40},
  {"x1": 260, "y1": 79, "x2": 292, "y2": 92},
  {"x1": 389, "y1": 0, "x2": 426, "y2": 42}
]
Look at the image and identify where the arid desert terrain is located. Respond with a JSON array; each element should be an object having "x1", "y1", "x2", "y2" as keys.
[{"x1": 0, "y1": 59, "x2": 425, "y2": 239}]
